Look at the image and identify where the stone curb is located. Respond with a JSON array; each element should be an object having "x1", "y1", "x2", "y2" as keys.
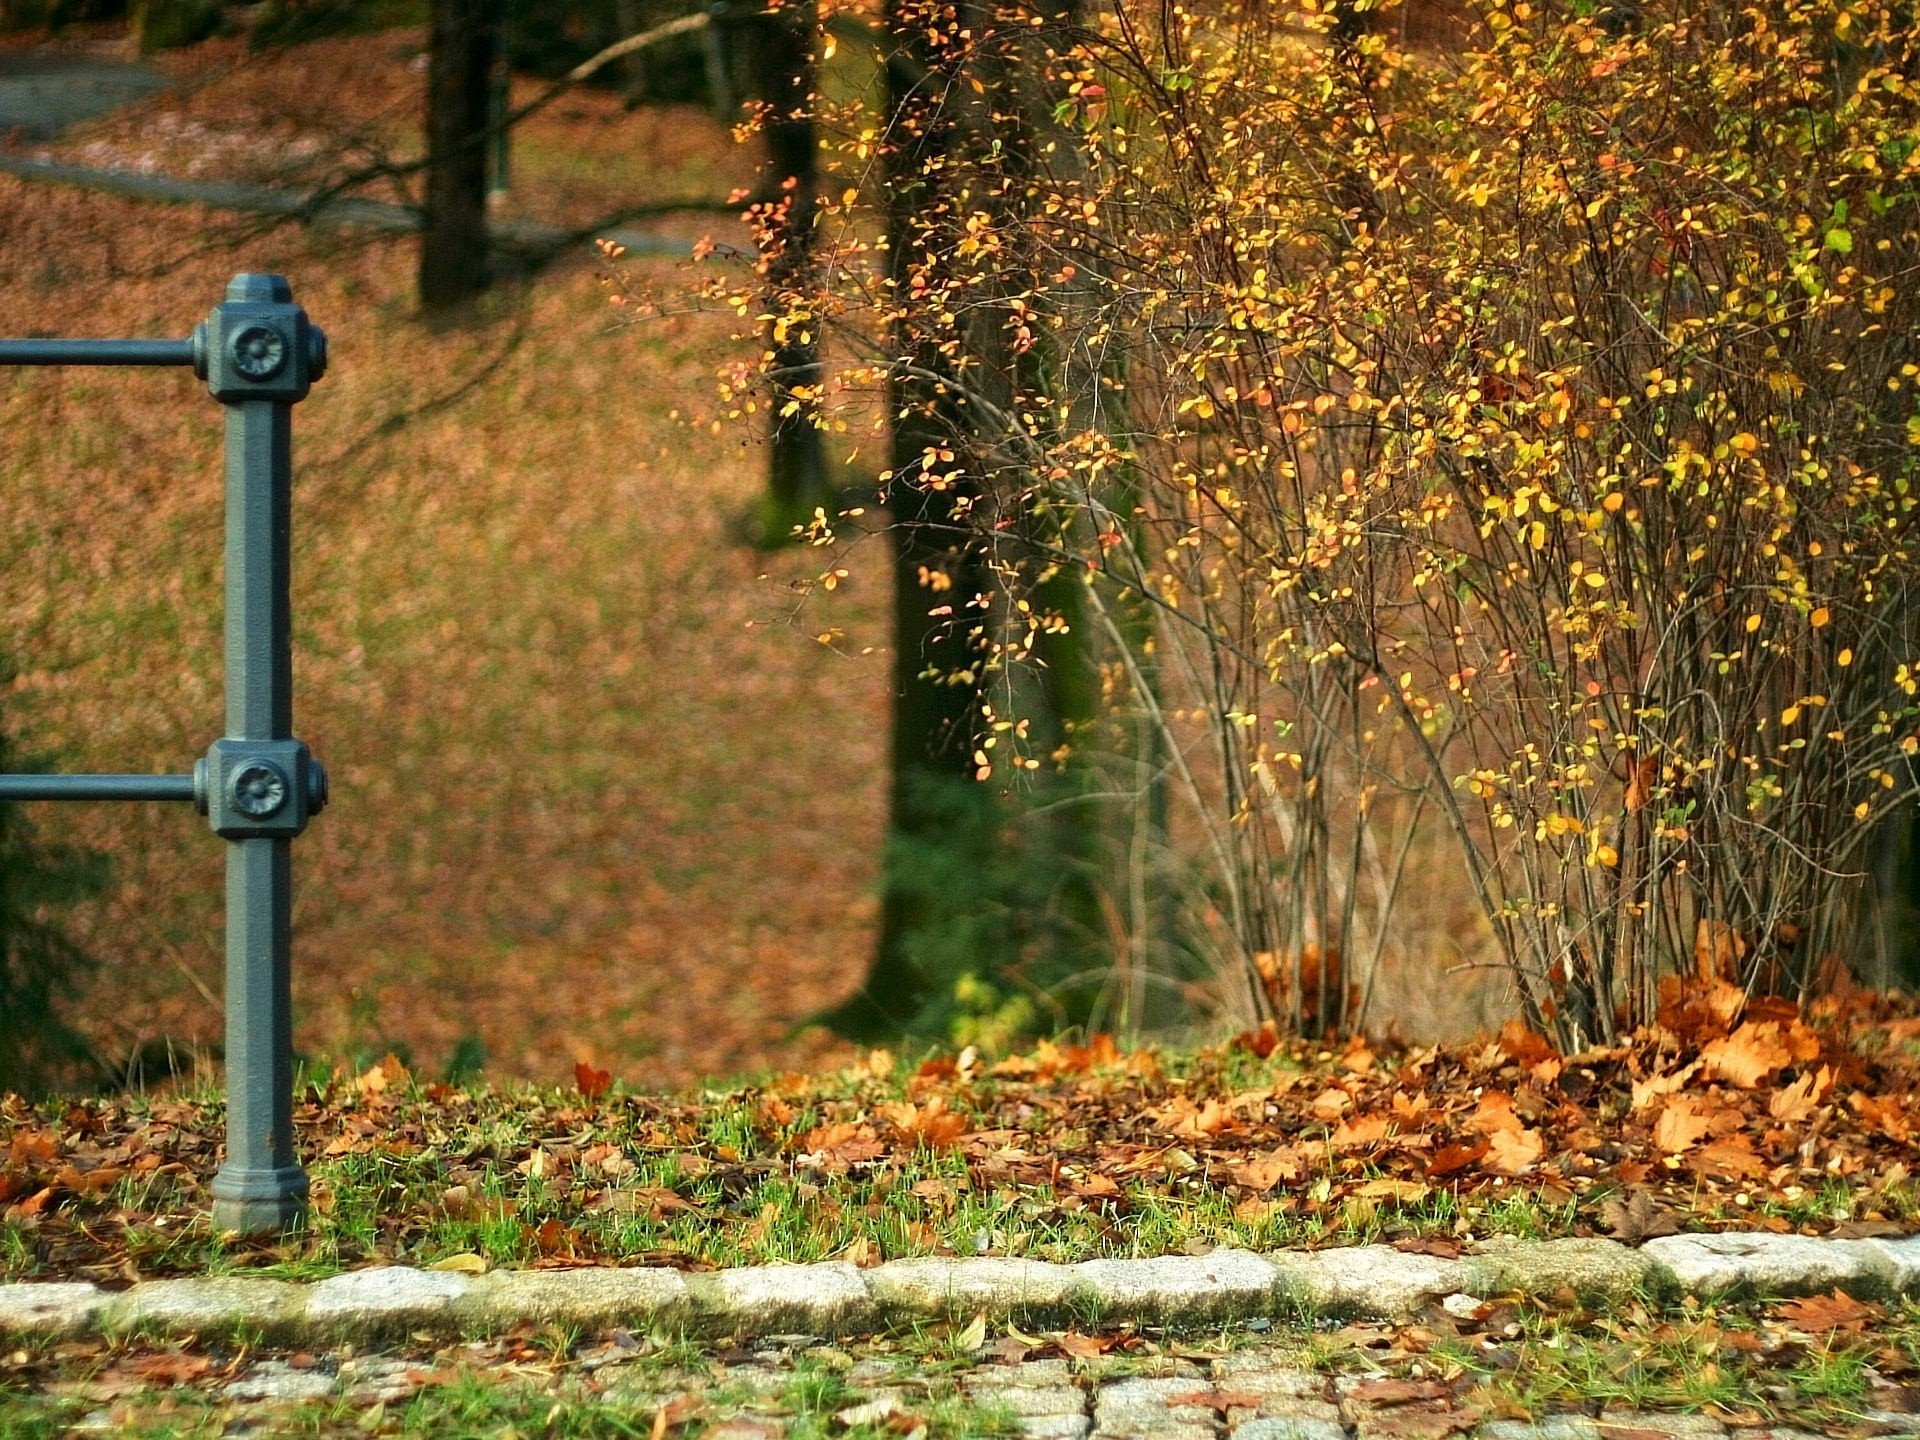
[{"x1": 2, "y1": 1233, "x2": 1913, "y2": 1345}]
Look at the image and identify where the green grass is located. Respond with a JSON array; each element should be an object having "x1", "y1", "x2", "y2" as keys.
[{"x1": 1435, "y1": 1294, "x2": 1920, "y2": 1427}]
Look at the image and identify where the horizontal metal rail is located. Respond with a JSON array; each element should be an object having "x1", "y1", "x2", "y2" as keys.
[
  {"x1": 0, "y1": 773, "x2": 197, "y2": 803},
  {"x1": 0, "y1": 338, "x2": 196, "y2": 367}
]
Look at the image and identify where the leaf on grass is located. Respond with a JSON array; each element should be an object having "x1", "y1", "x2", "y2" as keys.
[
  {"x1": 1347, "y1": 1377, "x2": 1452, "y2": 1406},
  {"x1": 1055, "y1": 1331, "x2": 1118, "y2": 1359},
  {"x1": 1232, "y1": 1148, "x2": 1301, "y2": 1192},
  {"x1": 1167, "y1": 1389, "x2": 1268, "y2": 1413},
  {"x1": 1355, "y1": 1177, "x2": 1430, "y2": 1203},
  {"x1": 426, "y1": 1252, "x2": 488, "y2": 1274},
  {"x1": 954, "y1": 1312, "x2": 989, "y2": 1353},
  {"x1": 1775, "y1": 1289, "x2": 1884, "y2": 1333},
  {"x1": 1427, "y1": 1139, "x2": 1488, "y2": 1178},
  {"x1": 120, "y1": 1351, "x2": 216, "y2": 1385},
  {"x1": 1484, "y1": 1125, "x2": 1544, "y2": 1175},
  {"x1": 573, "y1": 1061, "x2": 613, "y2": 1101},
  {"x1": 1652, "y1": 1096, "x2": 1713, "y2": 1154},
  {"x1": 1393, "y1": 1235, "x2": 1466, "y2": 1258},
  {"x1": 1332, "y1": 1112, "x2": 1394, "y2": 1148},
  {"x1": 1768, "y1": 1067, "x2": 1825, "y2": 1123},
  {"x1": 1600, "y1": 1190, "x2": 1680, "y2": 1243},
  {"x1": 882, "y1": 1097, "x2": 970, "y2": 1149},
  {"x1": 1687, "y1": 1134, "x2": 1765, "y2": 1180},
  {"x1": 1700, "y1": 1021, "x2": 1793, "y2": 1088}
]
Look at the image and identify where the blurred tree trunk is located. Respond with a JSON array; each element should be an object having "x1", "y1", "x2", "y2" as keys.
[
  {"x1": 822, "y1": 0, "x2": 990, "y2": 1038},
  {"x1": 744, "y1": 0, "x2": 831, "y2": 544},
  {"x1": 419, "y1": 0, "x2": 501, "y2": 313},
  {"x1": 830, "y1": 0, "x2": 1108, "y2": 1039}
]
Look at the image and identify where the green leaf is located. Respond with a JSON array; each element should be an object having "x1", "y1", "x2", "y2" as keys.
[{"x1": 1824, "y1": 226, "x2": 1853, "y2": 254}]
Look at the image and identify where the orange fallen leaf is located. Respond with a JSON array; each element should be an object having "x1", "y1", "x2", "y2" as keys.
[
  {"x1": 1652, "y1": 1096, "x2": 1713, "y2": 1154},
  {"x1": 1775, "y1": 1289, "x2": 1884, "y2": 1333}
]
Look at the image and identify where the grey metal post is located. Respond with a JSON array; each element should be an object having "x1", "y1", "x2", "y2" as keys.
[
  {"x1": 0, "y1": 273, "x2": 328, "y2": 1235},
  {"x1": 196, "y1": 274, "x2": 328, "y2": 1233}
]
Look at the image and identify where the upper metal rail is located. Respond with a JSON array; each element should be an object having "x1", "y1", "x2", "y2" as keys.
[{"x1": 0, "y1": 338, "x2": 196, "y2": 367}]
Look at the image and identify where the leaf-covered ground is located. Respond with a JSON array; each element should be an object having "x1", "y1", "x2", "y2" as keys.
[{"x1": 5, "y1": 985, "x2": 1915, "y2": 1283}]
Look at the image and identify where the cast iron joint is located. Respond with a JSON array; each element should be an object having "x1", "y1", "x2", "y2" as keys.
[
  {"x1": 195, "y1": 740, "x2": 328, "y2": 838},
  {"x1": 192, "y1": 274, "x2": 327, "y2": 403}
]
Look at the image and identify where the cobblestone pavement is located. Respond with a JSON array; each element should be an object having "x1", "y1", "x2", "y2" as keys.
[{"x1": 12, "y1": 1327, "x2": 1920, "y2": 1439}]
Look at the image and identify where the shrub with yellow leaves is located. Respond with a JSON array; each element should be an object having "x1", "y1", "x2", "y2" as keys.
[{"x1": 695, "y1": 0, "x2": 1920, "y2": 1045}]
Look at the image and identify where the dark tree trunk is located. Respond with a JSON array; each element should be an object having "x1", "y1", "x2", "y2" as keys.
[
  {"x1": 745, "y1": 0, "x2": 831, "y2": 543},
  {"x1": 419, "y1": 0, "x2": 501, "y2": 313},
  {"x1": 823, "y1": 0, "x2": 992, "y2": 1038}
]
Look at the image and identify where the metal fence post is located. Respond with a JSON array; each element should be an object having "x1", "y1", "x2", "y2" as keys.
[
  {"x1": 0, "y1": 273, "x2": 328, "y2": 1234},
  {"x1": 197, "y1": 274, "x2": 328, "y2": 1233}
]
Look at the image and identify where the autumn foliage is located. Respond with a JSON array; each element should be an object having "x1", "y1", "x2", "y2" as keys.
[{"x1": 706, "y1": 0, "x2": 1920, "y2": 1045}]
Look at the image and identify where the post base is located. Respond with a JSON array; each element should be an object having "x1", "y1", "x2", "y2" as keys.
[{"x1": 211, "y1": 1165, "x2": 309, "y2": 1235}]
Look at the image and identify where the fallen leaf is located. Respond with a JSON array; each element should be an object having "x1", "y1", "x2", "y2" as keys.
[
  {"x1": 1775, "y1": 1289, "x2": 1884, "y2": 1333},
  {"x1": 427, "y1": 1252, "x2": 488, "y2": 1274},
  {"x1": 1347, "y1": 1377, "x2": 1452, "y2": 1406},
  {"x1": 1601, "y1": 1190, "x2": 1680, "y2": 1243},
  {"x1": 1652, "y1": 1096, "x2": 1713, "y2": 1154},
  {"x1": 1484, "y1": 1125, "x2": 1544, "y2": 1175},
  {"x1": 573, "y1": 1061, "x2": 613, "y2": 1101}
]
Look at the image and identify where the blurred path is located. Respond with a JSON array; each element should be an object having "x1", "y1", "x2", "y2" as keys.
[
  {"x1": 0, "y1": 152, "x2": 698, "y2": 256},
  {"x1": 0, "y1": 51, "x2": 165, "y2": 139}
]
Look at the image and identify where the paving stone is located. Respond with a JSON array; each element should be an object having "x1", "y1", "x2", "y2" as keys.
[
  {"x1": 0, "y1": 1282, "x2": 106, "y2": 1339},
  {"x1": 1072, "y1": 1249, "x2": 1282, "y2": 1324},
  {"x1": 1095, "y1": 1375, "x2": 1220, "y2": 1430},
  {"x1": 1591, "y1": 1411, "x2": 1725, "y2": 1436},
  {"x1": 986, "y1": 1359, "x2": 1077, "y2": 1387},
  {"x1": 1465, "y1": 1238, "x2": 1653, "y2": 1304},
  {"x1": 1857, "y1": 1413, "x2": 1920, "y2": 1435},
  {"x1": 704, "y1": 1422, "x2": 785, "y2": 1440},
  {"x1": 1127, "y1": 1356, "x2": 1208, "y2": 1379},
  {"x1": 224, "y1": 1360, "x2": 337, "y2": 1402},
  {"x1": 870, "y1": 1257, "x2": 1076, "y2": 1319},
  {"x1": 1229, "y1": 1419, "x2": 1349, "y2": 1440},
  {"x1": 455, "y1": 1266, "x2": 690, "y2": 1330},
  {"x1": 1474, "y1": 1423, "x2": 1601, "y2": 1440},
  {"x1": 1015, "y1": 1418, "x2": 1091, "y2": 1440},
  {"x1": 966, "y1": 1383, "x2": 1089, "y2": 1417},
  {"x1": 1211, "y1": 1353, "x2": 1325, "y2": 1399},
  {"x1": 1276, "y1": 1246, "x2": 1470, "y2": 1320},
  {"x1": 1089, "y1": 1428, "x2": 1215, "y2": 1440},
  {"x1": 306, "y1": 1267, "x2": 470, "y2": 1337},
  {"x1": 1641, "y1": 1232, "x2": 1896, "y2": 1300},
  {"x1": 336, "y1": 1355, "x2": 430, "y2": 1404},
  {"x1": 104, "y1": 1277, "x2": 307, "y2": 1338},
  {"x1": 1229, "y1": 1399, "x2": 1343, "y2": 1426},
  {"x1": 686, "y1": 1262, "x2": 877, "y2": 1336},
  {"x1": 849, "y1": 1357, "x2": 906, "y2": 1385},
  {"x1": 720, "y1": 1365, "x2": 792, "y2": 1396}
]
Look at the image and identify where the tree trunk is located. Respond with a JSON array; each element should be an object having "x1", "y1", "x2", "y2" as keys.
[
  {"x1": 419, "y1": 0, "x2": 500, "y2": 313},
  {"x1": 822, "y1": 0, "x2": 992, "y2": 1038},
  {"x1": 746, "y1": 0, "x2": 831, "y2": 543}
]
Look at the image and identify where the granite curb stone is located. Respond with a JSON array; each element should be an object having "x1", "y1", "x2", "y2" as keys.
[
  {"x1": 2, "y1": 1231, "x2": 1915, "y2": 1344},
  {"x1": 1641, "y1": 1231, "x2": 1899, "y2": 1299},
  {"x1": 0, "y1": 1280, "x2": 106, "y2": 1339},
  {"x1": 102, "y1": 1276, "x2": 307, "y2": 1338}
]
